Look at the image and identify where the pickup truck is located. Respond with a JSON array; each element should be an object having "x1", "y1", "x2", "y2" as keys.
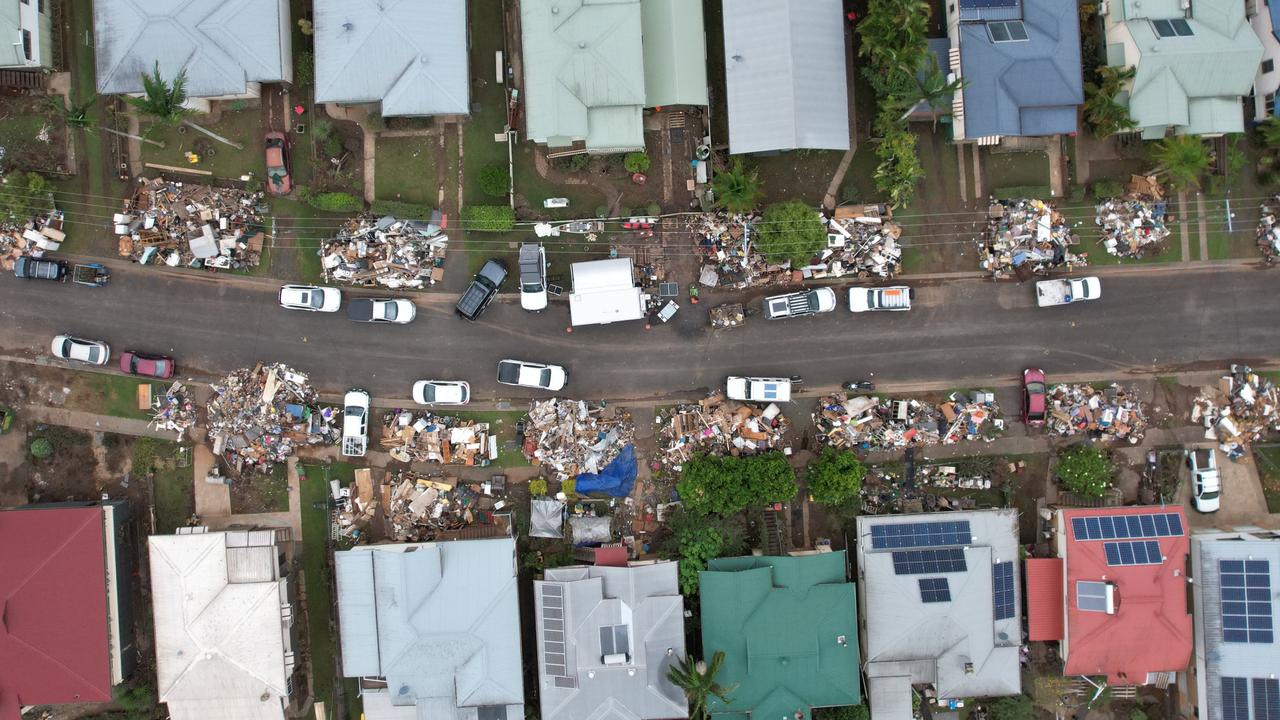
[
  {"x1": 1035, "y1": 276, "x2": 1101, "y2": 307},
  {"x1": 456, "y1": 259, "x2": 508, "y2": 321},
  {"x1": 849, "y1": 286, "x2": 912, "y2": 312},
  {"x1": 341, "y1": 389, "x2": 370, "y2": 457},
  {"x1": 14, "y1": 256, "x2": 68, "y2": 281},
  {"x1": 762, "y1": 287, "x2": 837, "y2": 320}
]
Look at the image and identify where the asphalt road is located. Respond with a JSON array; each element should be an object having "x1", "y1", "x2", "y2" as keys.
[{"x1": 0, "y1": 264, "x2": 1274, "y2": 402}]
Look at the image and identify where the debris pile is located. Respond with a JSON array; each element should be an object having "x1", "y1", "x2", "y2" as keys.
[
  {"x1": 860, "y1": 457, "x2": 1025, "y2": 515},
  {"x1": 115, "y1": 178, "x2": 266, "y2": 270},
  {"x1": 977, "y1": 199, "x2": 1086, "y2": 278},
  {"x1": 1257, "y1": 198, "x2": 1280, "y2": 263},
  {"x1": 1191, "y1": 365, "x2": 1280, "y2": 459},
  {"x1": 149, "y1": 381, "x2": 198, "y2": 439},
  {"x1": 657, "y1": 393, "x2": 791, "y2": 468},
  {"x1": 709, "y1": 303, "x2": 746, "y2": 329},
  {"x1": 1095, "y1": 197, "x2": 1170, "y2": 259},
  {"x1": 379, "y1": 410, "x2": 496, "y2": 465},
  {"x1": 1044, "y1": 383, "x2": 1148, "y2": 443},
  {"x1": 321, "y1": 214, "x2": 448, "y2": 287},
  {"x1": 523, "y1": 399, "x2": 635, "y2": 481},
  {"x1": 813, "y1": 392, "x2": 1003, "y2": 450},
  {"x1": 205, "y1": 363, "x2": 337, "y2": 473},
  {"x1": 335, "y1": 468, "x2": 509, "y2": 543},
  {"x1": 0, "y1": 210, "x2": 68, "y2": 270}
]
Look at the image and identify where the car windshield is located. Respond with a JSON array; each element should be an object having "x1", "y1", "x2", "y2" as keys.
[
  {"x1": 539, "y1": 369, "x2": 552, "y2": 386},
  {"x1": 59, "y1": 339, "x2": 71, "y2": 356},
  {"x1": 309, "y1": 291, "x2": 323, "y2": 308},
  {"x1": 85, "y1": 346, "x2": 100, "y2": 363},
  {"x1": 154, "y1": 360, "x2": 170, "y2": 374},
  {"x1": 384, "y1": 303, "x2": 398, "y2": 321},
  {"x1": 1026, "y1": 382, "x2": 1045, "y2": 395},
  {"x1": 344, "y1": 406, "x2": 364, "y2": 418},
  {"x1": 522, "y1": 281, "x2": 543, "y2": 293},
  {"x1": 1200, "y1": 490, "x2": 1220, "y2": 500},
  {"x1": 420, "y1": 385, "x2": 436, "y2": 402}
]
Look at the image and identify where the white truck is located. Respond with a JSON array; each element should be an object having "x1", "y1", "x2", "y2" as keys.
[
  {"x1": 1035, "y1": 276, "x2": 1101, "y2": 307},
  {"x1": 726, "y1": 376, "x2": 793, "y2": 403},
  {"x1": 341, "y1": 389, "x2": 371, "y2": 457},
  {"x1": 762, "y1": 287, "x2": 837, "y2": 319}
]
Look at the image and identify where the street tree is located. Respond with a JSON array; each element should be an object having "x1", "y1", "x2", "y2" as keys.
[
  {"x1": 1151, "y1": 135, "x2": 1211, "y2": 191},
  {"x1": 666, "y1": 651, "x2": 733, "y2": 720},
  {"x1": 806, "y1": 447, "x2": 866, "y2": 506},
  {"x1": 127, "y1": 62, "x2": 194, "y2": 126},
  {"x1": 752, "y1": 201, "x2": 827, "y2": 266},
  {"x1": 711, "y1": 158, "x2": 763, "y2": 213}
]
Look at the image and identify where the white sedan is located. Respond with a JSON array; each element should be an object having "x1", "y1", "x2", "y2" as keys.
[
  {"x1": 348, "y1": 298, "x2": 416, "y2": 324},
  {"x1": 51, "y1": 335, "x2": 110, "y2": 366},
  {"x1": 497, "y1": 359, "x2": 567, "y2": 391},
  {"x1": 279, "y1": 284, "x2": 342, "y2": 312},
  {"x1": 412, "y1": 380, "x2": 471, "y2": 406}
]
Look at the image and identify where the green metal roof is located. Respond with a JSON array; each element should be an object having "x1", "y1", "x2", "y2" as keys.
[
  {"x1": 700, "y1": 553, "x2": 861, "y2": 720},
  {"x1": 640, "y1": 0, "x2": 708, "y2": 107}
]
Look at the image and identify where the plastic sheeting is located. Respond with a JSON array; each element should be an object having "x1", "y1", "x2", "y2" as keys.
[
  {"x1": 574, "y1": 444, "x2": 637, "y2": 497},
  {"x1": 570, "y1": 515, "x2": 612, "y2": 546},
  {"x1": 530, "y1": 498, "x2": 565, "y2": 539}
]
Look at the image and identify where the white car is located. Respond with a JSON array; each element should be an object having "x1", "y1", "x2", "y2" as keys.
[
  {"x1": 279, "y1": 284, "x2": 342, "y2": 312},
  {"x1": 341, "y1": 389, "x2": 370, "y2": 458},
  {"x1": 1187, "y1": 447, "x2": 1221, "y2": 513},
  {"x1": 347, "y1": 298, "x2": 415, "y2": 324},
  {"x1": 51, "y1": 335, "x2": 110, "y2": 366},
  {"x1": 412, "y1": 380, "x2": 471, "y2": 406},
  {"x1": 849, "y1": 286, "x2": 913, "y2": 312},
  {"x1": 497, "y1": 359, "x2": 567, "y2": 391},
  {"x1": 726, "y1": 376, "x2": 793, "y2": 403},
  {"x1": 543, "y1": 197, "x2": 569, "y2": 208},
  {"x1": 518, "y1": 243, "x2": 548, "y2": 312}
]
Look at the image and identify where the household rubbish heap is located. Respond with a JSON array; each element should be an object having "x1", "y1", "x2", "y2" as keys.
[
  {"x1": 0, "y1": 209, "x2": 67, "y2": 269},
  {"x1": 335, "y1": 468, "x2": 508, "y2": 543},
  {"x1": 1257, "y1": 198, "x2": 1280, "y2": 262},
  {"x1": 657, "y1": 393, "x2": 790, "y2": 468},
  {"x1": 1095, "y1": 197, "x2": 1169, "y2": 259},
  {"x1": 321, "y1": 213, "x2": 448, "y2": 287},
  {"x1": 977, "y1": 199, "x2": 1086, "y2": 278},
  {"x1": 115, "y1": 178, "x2": 267, "y2": 270},
  {"x1": 813, "y1": 392, "x2": 1003, "y2": 450},
  {"x1": 148, "y1": 381, "x2": 197, "y2": 439},
  {"x1": 1191, "y1": 365, "x2": 1280, "y2": 459},
  {"x1": 205, "y1": 363, "x2": 338, "y2": 473},
  {"x1": 1043, "y1": 383, "x2": 1148, "y2": 443},
  {"x1": 379, "y1": 410, "x2": 496, "y2": 465},
  {"x1": 523, "y1": 399, "x2": 635, "y2": 481}
]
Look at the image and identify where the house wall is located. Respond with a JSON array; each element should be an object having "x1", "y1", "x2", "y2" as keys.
[
  {"x1": 1248, "y1": 0, "x2": 1280, "y2": 121},
  {"x1": 0, "y1": 0, "x2": 52, "y2": 69},
  {"x1": 943, "y1": 0, "x2": 967, "y2": 141},
  {"x1": 103, "y1": 500, "x2": 138, "y2": 684}
]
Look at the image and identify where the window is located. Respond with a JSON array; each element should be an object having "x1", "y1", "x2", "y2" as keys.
[
  {"x1": 1152, "y1": 18, "x2": 1194, "y2": 38},
  {"x1": 38, "y1": 0, "x2": 44, "y2": 13},
  {"x1": 987, "y1": 20, "x2": 1029, "y2": 42},
  {"x1": 1267, "y1": 92, "x2": 1277, "y2": 116},
  {"x1": 19, "y1": 0, "x2": 28, "y2": 5},
  {"x1": 1077, "y1": 581, "x2": 1111, "y2": 612},
  {"x1": 21, "y1": 30, "x2": 30, "y2": 61},
  {"x1": 1265, "y1": 59, "x2": 1276, "y2": 74}
]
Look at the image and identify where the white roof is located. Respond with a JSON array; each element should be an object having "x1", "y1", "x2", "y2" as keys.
[
  {"x1": 314, "y1": 0, "x2": 469, "y2": 116},
  {"x1": 569, "y1": 258, "x2": 645, "y2": 326}
]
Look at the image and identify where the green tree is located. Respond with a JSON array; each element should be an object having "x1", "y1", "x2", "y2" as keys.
[
  {"x1": 128, "y1": 62, "x2": 194, "y2": 126},
  {"x1": 624, "y1": 152, "x2": 651, "y2": 173},
  {"x1": 29, "y1": 437, "x2": 52, "y2": 459},
  {"x1": 477, "y1": 165, "x2": 510, "y2": 198},
  {"x1": 1221, "y1": 133, "x2": 1247, "y2": 191},
  {"x1": 673, "y1": 519, "x2": 723, "y2": 595},
  {"x1": 890, "y1": 55, "x2": 966, "y2": 130},
  {"x1": 1259, "y1": 116, "x2": 1280, "y2": 147},
  {"x1": 807, "y1": 447, "x2": 866, "y2": 505},
  {"x1": 711, "y1": 158, "x2": 763, "y2": 213},
  {"x1": 51, "y1": 96, "x2": 94, "y2": 129},
  {"x1": 988, "y1": 696, "x2": 1034, "y2": 720},
  {"x1": 298, "y1": 187, "x2": 363, "y2": 213},
  {"x1": 666, "y1": 651, "x2": 733, "y2": 720},
  {"x1": 1056, "y1": 445, "x2": 1113, "y2": 498},
  {"x1": 752, "y1": 201, "x2": 827, "y2": 266},
  {"x1": 0, "y1": 171, "x2": 52, "y2": 223},
  {"x1": 677, "y1": 453, "x2": 797, "y2": 516},
  {"x1": 858, "y1": 0, "x2": 931, "y2": 98},
  {"x1": 1151, "y1": 135, "x2": 1211, "y2": 191},
  {"x1": 816, "y1": 706, "x2": 870, "y2": 720},
  {"x1": 1084, "y1": 65, "x2": 1137, "y2": 138},
  {"x1": 460, "y1": 205, "x2": 516, "y2": 231},
  {"x1": 294, "y1": 50, "x2": 315, "y2": 88},
  {"x1": 873, "y1": 110, "x2": 926, "y2": 208}
]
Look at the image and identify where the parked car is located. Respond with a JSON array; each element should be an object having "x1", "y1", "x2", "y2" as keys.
[
  {"x1": 347, "y1": 298, "x2": 416, "y2": 324},
  {"x1": 622, "y1": 217, "x2": 657, "y2": 230},
  {"x1": 120, "y1": 351, "x2": 175, "y2": 379},
  {"x1": 849, "y1": 286, "x2": 913, "y2": 312},
  {"x1": 51, "y1": 335, "x2": 109, "y2": 366},
  {"x1": 341, "y1": 389, "x2": 370, "y2": 458},
  {"x1": 1023, "y1": 368, "x2": 1047, "y2": 426},
  {"x1": 763, "y1": 288, "x2": 837, "y2": 319},
  {"x1": 456, "y1": 259, "x2": 508, "y2": 321},
  {"x1": 726, "y1": 376, "x2": 793, "y2": 403},
  {"x1": 279, "y1": 284, "x2": 342, "y2": 312},
  {"x1": 518, "y1": 243, "x2": 548, "y2": 312},
  {"x1": 412, "y1": 380, "x2": 471, "y2": 406},
  {"x1": 264, "y1": 131, "x2": 292, "y2": 195},
  {"x1": 543, "y1": 197, "x2": 569, "y2": 208},
  {"x1": 497, "y1": 359, "x2": 567, "y2": 391},
  {"x1": 1187, "y1": 447, "x2": 1221, "y2": 513},
  {"x1": 14, "y1": 256, "x2": 68, "y2": 281},
  {"x1": 1035, "y1": 276, "x2": 1101, "y2": 307}
]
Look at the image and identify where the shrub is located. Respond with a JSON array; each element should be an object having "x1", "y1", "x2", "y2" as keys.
[
  {"x1": 370, "y1": 199, "x2": 435, "y2": 219},
  {"x1": 816, "y1": 706, "x2": 870, "y2": 720},
  {"x1": 645, "y1": 202, "x2": 661, "y2": 217},
  {"x1": 988, "y1": 696, "x2": 1033, "y2": 720},
  {"x1": 677, "y1": 453, "x2": 797, "y2": 516},
  {"x1": 477, "y1": 165, "x2": 510, "y2": 198},
  {"x1": 529, "y1": 478, "x2": 549, "y2": 496},
  {"x1": 561, "y1": 477, "x2": 577, "y2": 497},
  {"x1": 323, "y1": 133, "x2": 343, "y2": 158},
  {"x1": 623, "y1": 152, "x2": 650, "y2": 173},
  {"x1": 298, "y1": 187, "x2": 363, "y2": 213},
  {"x1": 752, "y1": 201, "x2": 827, "y2": 266},
  {"x1": 29, "y1": 437, "x2": 52, "y2": 459},
  {"x1": 570, "y1": 154, "x2": 591, "y2": 172},
  {"x1": 0, "y1": 171, "x2": 52, "y2": 222},
  {"x1": 1091, "y1": 180, "x2": 1124, "y2": 198},
  {"x1": 807, "y1": 447, "x2": 866, "y2": 506},
  {"x1": 294, "y1": 51, "x2": 315, "y2": 88},
  {"x1": 593, "y1": 205, "x2": 610, "y2": 218},
  {"x1": 461, "y1": 205, "x2": 515, "y2": 232},
  {"x1": 1056, "y1": 445, "x2": 1113, "y2": 498}
]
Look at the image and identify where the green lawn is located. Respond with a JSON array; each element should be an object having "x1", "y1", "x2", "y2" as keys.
[
  {"x1": 79, "y1": 373, "x2": 154, "y2": 420},
  {"x1": 983, "y1": 149, "x2": 1051, "y2": 196},
  {"x1": 462, "y1": 0, "x2": 511, "y2": 207},
  {"x1": 140, "y1": 109, "x2": 262, "y2": 180},
  {"x1": 375, "y1": 135, "x2": 438, "y2": 204},
  {"x1": 270, "y1": 196, "x2": 350, "y2": 283},
  {"x1": 1253, "y1": 446, "x2": 1280, "y2": 513},
  {"x1": 1198, "y1": 193, "x2": 1257, "y2": 260},
  {"x1": 134, "y1": 437, "x2": 194, "y2": 534},
  {"x1": 300, "y1": 461, "x2": 357, "y2": 718}
]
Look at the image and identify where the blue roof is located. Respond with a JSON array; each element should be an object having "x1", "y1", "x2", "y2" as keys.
[{"x1": 958, "y1": 0, "x2": 1083, "y2": 137}]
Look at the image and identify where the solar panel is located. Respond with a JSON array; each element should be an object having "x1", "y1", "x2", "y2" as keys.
[
  {"x1": 919, "y1": 577, "x2": 951, "y2": 603},
  {"x1": 541, "y1": 584, "x2": 572, "y2": 678},
  {"x1": 1071, "y1": 512, "x2": 1183, "y2": 541},
  {"x1": 1256, "y1": 678, "x2": 1280, "y2": 720},
  {"x1": 992, "y1": 562, "x2": 1016, "y2": 620},
  {"x1": 659, "y1": 282, "x2": 679, "y2": 297},
  {"x1": 892, "y1": 548, "x2": 967, "y2": 575},
  {"x1": 1220, "y1": 559, "x2": 1274, "y2": 644},
  {"x1": 1077, "y1": 581, "x2": 1110, "y2": 612},
  {"x1": 1223, "y1": 678, "x2": 1250, "y2": 720},
  {"x1": 870, "y1": 520, "x2": 973, "y2": 549},
  {"x1": 1103, "y1": 540, "x2": 1163, "y2": 566}
]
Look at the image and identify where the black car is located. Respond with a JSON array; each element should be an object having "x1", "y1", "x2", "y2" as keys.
[
  {"x1": 455, "y1": 259, "x2": 508, "y2": 320},
  {"x1": 14, "y1": 256, "x2": 68, "y2": 281}
]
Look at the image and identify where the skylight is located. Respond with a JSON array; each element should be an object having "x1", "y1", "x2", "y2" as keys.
[
  {"x1": 1077, "y1": 580, "x2": 1111, "y2": 613},
  {"x1": 987, "y1": 21, "x2": 1028, "y2": 43}
]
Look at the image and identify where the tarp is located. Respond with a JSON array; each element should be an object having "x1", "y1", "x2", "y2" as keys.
[
  {"x1": 570, "y1": 516, "x2": 613, "y2": 546},
  {"x1": 574, "y1": 444, "x2": 637, "y2": 497},
  {"x1": 530, "y1": 498, "x2": 565, "y2": 539}
]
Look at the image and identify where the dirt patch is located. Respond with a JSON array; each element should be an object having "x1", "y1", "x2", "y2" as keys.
[
  {"x1": 229, "y1": 463, "x2": 290, "y2": 514},
  {"x1": 21, "y1": 425, "x2": 101, "y2": 502},
  {"x1": 311, "y1": 115, "x2": 364, "y2": 195},
  {"x1": 0, "y1": 94, "x2": 69, "y2": 174}
]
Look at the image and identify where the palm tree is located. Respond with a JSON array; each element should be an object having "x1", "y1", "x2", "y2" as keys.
[
  {"x1": 1258, "y1": 116, "x2": 1280, "y2": 147},
  {"x1": 127, "y1": 62, "x2": 194, "y2": 126},
  {"x1": 667, "y1": 651, "x2": 733, "y2": 720},
  {"x1": 1084, "y1": 66, "x2": 1137, "y2": 138},
  {"x1": 1151, "y1": 135, "x2": 1212, "y2": 191},
  {"x1": 891, "y1": 56, "x2": 965, "y2": 130},
  {"x1": 50, "y1": 96, "x2": 94, "y2": 129},
  {"x1": 712, "y1": 159, "x2": 763, "y2": 214}
]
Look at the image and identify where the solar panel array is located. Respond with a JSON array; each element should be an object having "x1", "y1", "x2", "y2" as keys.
[
  {"x1": 1222, "y1": 677, "x2": 1249, "y2": 720},
  {"x1": 1070, "y1": 512, "x2": 1183, "y2": 541},
  {"x1": 919, "y1": 577, "x2": 951, "y2": 603},
  {"x1": 871, "y1": 520, "x2": 972, "y2": 550},
  {"x1": 892, "y1": 548, "x2": 967, "y2": 575},
  {"x1": 992, "y1": 561, "x2": 1016, "y2": 620},
  {"x1": 540, "y1": 584, "x2": 575, "y2": 687},
  {"x1": 1257, "y1": 678, "x2": 1280, "y2": 720},
  {"x1": 1220, "y1": 559, "x2": 1274, "y2": 644},
  {"x1": 1103, "y1": 540, "x2": 1163, "y2": 566}
]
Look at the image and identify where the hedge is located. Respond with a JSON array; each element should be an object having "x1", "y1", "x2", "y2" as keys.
[{"x1": 461, "y1": 205, "x2": 515, "y2": 232}]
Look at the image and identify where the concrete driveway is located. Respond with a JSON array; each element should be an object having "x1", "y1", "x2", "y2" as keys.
[{"x1": 1178, "y1": 444, "x2": 1269, "y2": 529}]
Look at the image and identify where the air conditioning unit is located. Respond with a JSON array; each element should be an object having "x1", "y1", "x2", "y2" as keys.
[{"x1": 602, "y1": 653, "x2": 628, "y2": 666}]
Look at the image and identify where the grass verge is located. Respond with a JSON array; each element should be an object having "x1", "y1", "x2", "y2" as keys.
[
  {"x1": 134, "y1": 437, "x2": 193, "y2": 534},
  {"x1": 1254, "y1": 446, "x2": 1280, "y2": 513}
]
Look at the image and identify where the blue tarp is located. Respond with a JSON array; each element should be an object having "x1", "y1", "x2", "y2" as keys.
[{"x1": 574, "y1": 444, "x2": 637, "y2": 497}]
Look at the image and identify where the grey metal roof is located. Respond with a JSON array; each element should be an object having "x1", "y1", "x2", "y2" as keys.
[
  {"x1": 313, "y1": 0, "x2": 469, "y2": 117},
  {"x1": 856, "y1": 510, "x2": 1022, "y2": 720},
  {"x1": 535, "y1": 561, "x2": 688, "y2": 720},
  {"x1": 722, "y1": 0, "x2": 850, "y2": 154},
  {"x1": 93, "y1": 0, "x2": 290, "y2": 97},
  {"x1": 334, "y1": 539, "x2": 524, "y2": 720}
]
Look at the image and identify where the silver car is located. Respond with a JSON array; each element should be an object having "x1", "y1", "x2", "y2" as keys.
[
  {"x1": 279, "y1": 284, "x2": 342, "y2": 312},
  {"x1": 51, "y1": 334, "x2": 110, "y2": 366}
]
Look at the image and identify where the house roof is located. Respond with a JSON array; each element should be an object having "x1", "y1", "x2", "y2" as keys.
[
  {"x1": 1025, "y1": 558, "x2": 1064, "y2": 641},
  {"x1": 149, "y1": 531, "x2": 289, "y2": 720},
  {"x1": 535, "y1": 562, "x2": 687, "y2": 720},
  {"x1": 93, "y1": 0, "x2": 289, "y2": 97},
  {"x1": 313, "y1": 0, "x2": 469, "y2": 116},
  {"x1": 0, "y1": 506, "x2": 113, "y2": 719},
  {"x1": 699, "y1": 552, "x2": 860, "y2": 720},
  {"x1": 722, "y1": 0, "x2": 850, "y2": 153},
  {"x1": 334, "y1": 539, "x2": 523, "y2": 720},
  {"x1": 1191, "y1": 531, "x2": 1280, "y2": 720},
  {"x1": 957, "y1": 0, "x2": 1083, "y2": 138},
  {"x1": 640, "y1": 0, "x2": 709, "y2": 107},
  {"x1": 1059, "y1": 507, "x2": 1192, "y2": 684},
  {"x1": 856, "y1": 510, "x2": 1022, "y2": 720}
]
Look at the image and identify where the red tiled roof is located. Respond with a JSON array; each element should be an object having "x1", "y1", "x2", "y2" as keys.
[
  {"x1": 1061, "y1": 507, "x2": 1192, "y2": 685},
  {"x1": 1026, "y1": 558, "x2": 1065, "y2": 641},
  {"x1": 0, "y1": 506, "x2": 113, "y2": 717},
  {"x1": 593, "y1": 546, "x2": 629, "y2": 567}
]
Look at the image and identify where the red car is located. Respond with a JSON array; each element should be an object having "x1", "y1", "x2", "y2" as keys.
[
  {"x1": 622, "y1": 216, "x2": 657, "y2": 230},
  {"x1": 264, "y1": 131, "x2": 292, "y2": 195},
  {"x1": 1023, "y1": 368, "x2": 1047, "y2": 426},
  {"x1": 120, "y1": 351, "x2": 175, "y2": 379}
]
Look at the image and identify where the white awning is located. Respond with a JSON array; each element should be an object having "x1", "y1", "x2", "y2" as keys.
[{"x1": 568, "y1": 258, "x2": 645, "y2": 326}]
